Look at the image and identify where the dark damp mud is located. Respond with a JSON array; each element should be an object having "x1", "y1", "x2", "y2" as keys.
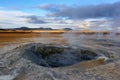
[{"x1": 31, "y1": 43, "x2": 98, "y2": 67}]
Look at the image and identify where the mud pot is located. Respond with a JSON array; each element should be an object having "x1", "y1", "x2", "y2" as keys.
[
  {"x1": 0, "y1": 42, "x2": 119, "y2": 80},
  {"x1": 18, "y1": 43, "x2": 111, "y2": 68}
]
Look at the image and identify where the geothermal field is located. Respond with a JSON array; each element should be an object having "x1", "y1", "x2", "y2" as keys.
[{"x1": 0, "y1": 32, "x2": 120, "y2": 80}]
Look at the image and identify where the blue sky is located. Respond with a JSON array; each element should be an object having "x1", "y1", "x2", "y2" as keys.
[
  {"x1": 0, "y1": 0, "x2": 119, "y2": 6},
  {"x1": 0, "y1": 0, "x2": 120, "y2": 30},
  {"x1": 0, "y1": 0, "x2": 119, "y2": 15}
]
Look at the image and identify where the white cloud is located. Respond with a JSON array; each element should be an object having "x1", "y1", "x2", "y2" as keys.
[
  {"x1": 0, "y1": 9, "x2": 32, "y2": 28},
  {"x1": 77, "y1": 18, "x2": 113, "y2": 30},
  {"x1": 0, "y1": 8, "x2": 114, "y2": 30}
]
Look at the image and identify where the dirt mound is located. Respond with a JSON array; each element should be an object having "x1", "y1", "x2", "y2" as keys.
[{"x1": 1, "y1": 43, "x2": 119, "y2": 80}]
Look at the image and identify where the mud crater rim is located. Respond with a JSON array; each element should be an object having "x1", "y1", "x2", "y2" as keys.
[{"x1": 31, "y1": 43, "x2": 99, "y2": 68}]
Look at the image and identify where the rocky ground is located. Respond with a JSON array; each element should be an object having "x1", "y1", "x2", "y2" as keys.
[{"x1": 0, "y1": 38, "x2": 120, "y2": 80}]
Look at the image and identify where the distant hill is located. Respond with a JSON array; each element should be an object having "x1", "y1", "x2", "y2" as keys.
[
  {"x1": 0, "y1": 29, "x2": 5, "y2": 30},
  {"x1": 14, "y1": 27, "x2": 53, "y2": 30},
  {"x1": 13, "y1": 27, "x2": 73, "y2": 30},
  {"x1": 14, "y1": 27, "x2": 31, "y2": 30},
  {"x1": 63, "y1": 28, "x2": 72, "y2": 31}
]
